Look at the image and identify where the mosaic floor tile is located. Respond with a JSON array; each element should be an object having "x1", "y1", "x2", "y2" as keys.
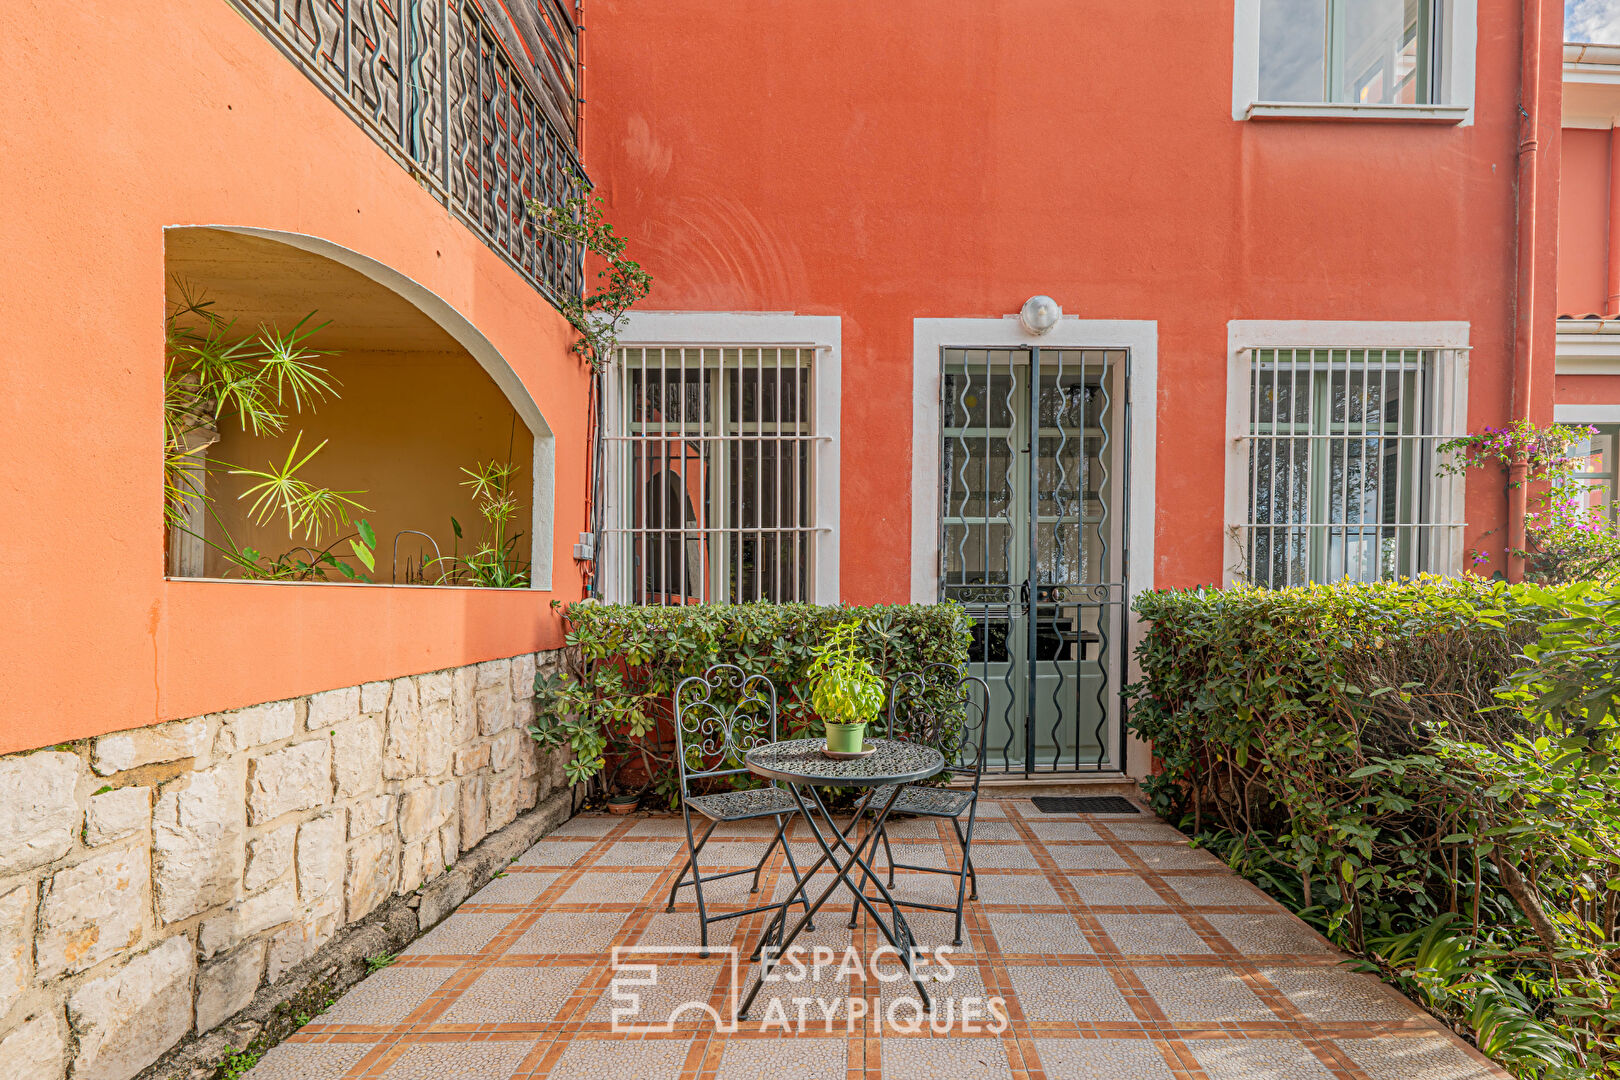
[
  {"x1": 554, "y1": 871, "x2": 660, "y2": 906},
  {"x1": 292, "y1": 811, "x2": 1501, "y2": 1080},
  {"x1": 591, "y1": 840, "x2": 685, "y2": 866},
  {"x1": 467, "y1": 870, "x2": 558, "y2": 905},
  {"x1": 1132, "y1": 845, "x2": 1227, "y2": 871},
  {"x1": 959, "y1": 843, "x2": 1041, "y2": 869},
  {"x1": 1043, "y1": 845, "x2": 1129, "y2": 870},
  {"x1": 1024, "y1": 821, "x2": 1103, "y2": 841},
  {"x1": 974, "y1": 800, "x2": 1010, "y2": 818},
  {"x1": 319, "y1": 967, "x2": 453, "y2": 1025},
  {"x1": 550, "y1": 816, "x2": 618, "y2": 838},
  {"x1": 244, "y1": 1041, "x2": 373, "y2": 1080},
  {"x1": 510, "y1": 911, "x2": 629, "y2": 954},
  {"x1": 896, "y1": 909, "x2": 975, "y2": 952},
  {"x1": 875, "y1": 842, "x2": 952, "y2": 869},
  {"x1": 1162, "y1": 874, "x2": 1274, "y2": 908},
  {"x1": 876, "y1": 963, "x2": 993, "y2": 1030},
  {"x1": 681, "y1": 840, "x2": 782, "y2": 867},
  {"x1": 1189, "y1": 1038, "x2": 1338, "y2": 1079},
  {"x1": 634, "y1": 911, "x2": 741, "y2": 947},
  {"x1": 1135, "y1": 966, "x2": 1276, "y2": 1023},
  {"x1": 586, "y1": 961, "x2": 722, "y2": 1023},
  {"x1": 381, "y1": 1040, "x2": 534, "y2": 1080},
  {"x1": 1066, "y1": 874, "x2": 1167, "y2": 907},
  {"x1": 439, "y1": 965, "x2": 590, "y2": 1023},
  {"x1": 1102, "y1": 822, "x2": 1189, "y2": 843},
  {"x1": 879, "y1": 1036, "x2": 1012, "y2": 1079},
  {"x1": 1335, "y1": 1036, "x2": 1503, "y2": 1079},
  {"x1": 403, "y1": 913, "x2": 514, "y2": 956},
  {"x1": 624, "y1": 817, "x2": 694, "y2": 837},
  {"x1": 972, "y1": 872, "x2": 1064, "y2": 906},
  {"x1": 1008, "y1": 966, "x2": 1134, "y2": 1022},
  {"x1": 1095, "y1": 913, "x2": 1213, "y2": 955},
  {"x1": 881, "y1": 815, "x2": 949, "y2": 839},
  {"x1": 1205, "y1": 914, "x2": 1338, "y2": 957},
  {"x1": 546, "y1": 1037, "x2": 693, "y2": 1080},
  {"x1": 1260, "y1": 966, "x2": 1416, "y2": 1022},
  {"x1": 715, "y1": 1036, "x2": 848, "y2": 1080},
  {"x1": 985, "y1": 912, "x2": 1093, "y2": 954},
  {"x1": 513, "y1": 841, "x2": 592, "y2": 867},
  {"x1": 1032, "y1": 1037, "x2": 1177, "y2": 1079},
  {"x1": 961, "y1": 820, "x2": 1020, "y2": 841}
]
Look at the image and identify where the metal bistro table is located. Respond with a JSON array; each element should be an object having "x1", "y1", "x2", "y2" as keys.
[{"x1": 735, "y1": 737, "x2": 945, "y2": 1019}]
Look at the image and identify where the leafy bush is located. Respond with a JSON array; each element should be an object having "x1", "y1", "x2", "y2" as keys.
[
  {"x1": 529, "y1": 602, "x2": 972, "y2": 803},
  {"x1": 1130, "y1": 578, "x2": 1620, "y2": 1076}
]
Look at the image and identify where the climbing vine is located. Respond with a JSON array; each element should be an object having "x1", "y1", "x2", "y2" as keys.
[{"x1": 526, "y1": 177, "x2": 652, "y2": 371}]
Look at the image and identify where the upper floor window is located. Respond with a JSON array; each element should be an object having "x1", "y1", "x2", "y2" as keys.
[
  {"x1": 1261, "y1": 0, "x2": 1434, "y2": 105},
  {"x1": 1234, "y1": 0, "x2": 1475, "y2": 122},
  {"x1": 1572, "y1": 426, "x2": 1620, "y2": 530}
]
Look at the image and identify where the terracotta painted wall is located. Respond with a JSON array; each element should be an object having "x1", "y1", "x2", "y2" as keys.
[
  {"x1": 0, "y1": 1, "x2": 590, "y2": 753},
  {"x1": 1560, "y1": 126, "x2": 1613, "y2": 316},
  {"x1": 581, "y1": 0, "x2": 1561, "y2": 599}
]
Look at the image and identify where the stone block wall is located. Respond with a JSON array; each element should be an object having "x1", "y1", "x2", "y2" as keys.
[{"x1": 0, "y1": 650, "x2": 569, "y2": 1080}]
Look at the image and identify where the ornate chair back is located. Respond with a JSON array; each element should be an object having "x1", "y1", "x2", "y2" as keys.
[
  {"x1": 672, "y1": 664, "x2": 782, "y2": 798},
  {"x1": 882, "y1": 664, "x2": 991, "y2": 793}
]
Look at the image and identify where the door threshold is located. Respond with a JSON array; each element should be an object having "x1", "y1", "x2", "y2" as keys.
[{"x1": 957, "y1": 772, "x2": 1132, "y2": 789}]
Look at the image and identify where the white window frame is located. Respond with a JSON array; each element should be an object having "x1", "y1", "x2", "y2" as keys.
[
  {"x1": 609, "y1": 312, "x2": 840, "y2": 604},
  {"x1": 1232, "y1": 0, "x2": 1476, "y2": 124},
  {"x1": 1224, "y1": 320, "x2": 1470, "y2": 587}
]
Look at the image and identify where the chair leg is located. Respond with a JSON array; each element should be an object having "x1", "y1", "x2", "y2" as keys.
[
  {"x1": 668, "y1": 816, "x2": 718, "y2": 910},
  {"x1": 950, "y1": 810, "x2": 979, "y2": 946},
  {"x1": 882, "y1": 826, "x2": 896, "y2": 889}
]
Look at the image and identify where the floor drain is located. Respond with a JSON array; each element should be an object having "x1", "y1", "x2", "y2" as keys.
[{"x1": 1030, "y1": 795, "x2": 1140, "y2": 814}]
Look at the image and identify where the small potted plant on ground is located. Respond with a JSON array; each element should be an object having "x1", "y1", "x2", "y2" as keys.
[
  {"x1": 605, "y1": 788, "x2": 640, "y2": 816},
  {"x1": 807, "y1": 621, "x2": 885, "y2": 756}
]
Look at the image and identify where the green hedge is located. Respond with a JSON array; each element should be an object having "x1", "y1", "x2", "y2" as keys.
[
  {"x1": 1129, "y1": 577, "x2": 1620, "y2": 1076},
  {"x1": 530, "y1": 602, "x2": 972, "y2": 802}
]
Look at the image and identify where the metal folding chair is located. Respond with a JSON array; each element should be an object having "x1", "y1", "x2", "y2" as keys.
[
  {"x1": 666, "y1": 664, "x2": 811, "y2": 955},
  {"x1": 848, "y1": 663, "x2": 990, "y2": 947}
]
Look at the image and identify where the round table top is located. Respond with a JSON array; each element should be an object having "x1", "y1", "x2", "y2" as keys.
[{"x1": 745, "y1": 738, "x2": 945, "y2": 788}]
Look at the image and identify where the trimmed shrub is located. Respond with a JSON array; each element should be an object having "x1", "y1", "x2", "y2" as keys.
[
  {"x1": 530, "y1": 602, "x2": 972, "y2": 802},
  {"x1": 1130, "y1": 577, "x2": 1620, "y2": 1076}
]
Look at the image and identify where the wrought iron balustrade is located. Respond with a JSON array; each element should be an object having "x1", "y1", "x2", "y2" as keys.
[{"x1": 229, "y1": 0, "x2": 585, "y2": 304}]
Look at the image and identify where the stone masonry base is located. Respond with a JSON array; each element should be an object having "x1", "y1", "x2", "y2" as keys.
[
  {"x1": 144, "y1": 788, "x2": 575, "y2": 1080},
  {"x1": 0, "y1": 650, "x2": 573, "y2": 1080}
]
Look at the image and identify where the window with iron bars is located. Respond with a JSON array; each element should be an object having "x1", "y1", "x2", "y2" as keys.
[
  {"x1": 1237, "y1": 347, "x2": 1466, "y2": 587},
  {"x1": 602, "y1": 347, "x2": 819, "y2": 604}
]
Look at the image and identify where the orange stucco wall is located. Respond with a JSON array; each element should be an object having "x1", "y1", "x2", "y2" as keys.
[
  {"x1": 1557, "y1": 373, "x2": 1620, "y2": 405},
  {"x1": 0, "y1": 1, "x2": 589, "y2": 753},
  {"x1": 581, "y1": 0, "x2": 1561, "y2": 601},
  {"x1": 1560, "y1": 126, "x2": 1613, "y2": 317}
]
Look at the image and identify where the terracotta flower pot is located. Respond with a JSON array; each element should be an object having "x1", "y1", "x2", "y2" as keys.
[{"x1": 606, "y1": 794, "x2": 639, "y2": 816}]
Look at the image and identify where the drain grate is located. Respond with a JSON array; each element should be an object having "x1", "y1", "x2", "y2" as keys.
[{"x1": 1030, "y1": 796, "x2": 1140, "y2": 815}]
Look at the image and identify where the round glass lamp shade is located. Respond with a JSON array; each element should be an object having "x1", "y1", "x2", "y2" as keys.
[{"x1": 1019, "y1": 295, "x2": 1062, "y2": 336}]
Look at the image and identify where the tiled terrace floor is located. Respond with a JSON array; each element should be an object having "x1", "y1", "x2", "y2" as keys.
[{"x1": 248, "y1": 800, "x2": 1505, "y2": 1079}]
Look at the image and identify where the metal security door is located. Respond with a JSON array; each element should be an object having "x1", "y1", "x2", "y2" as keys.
[{"x1": 939, "y1": 347, "x2": 1127, "y2": 774}]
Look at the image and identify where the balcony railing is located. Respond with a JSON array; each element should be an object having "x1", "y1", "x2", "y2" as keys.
[{"x1": 229, "y1": 0, "x2": 585, "y2": 304}]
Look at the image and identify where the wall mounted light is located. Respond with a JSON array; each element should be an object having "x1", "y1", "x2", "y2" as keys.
[{"x1": 1019, "y1": 295, "x2": 1062, "y2": 336}]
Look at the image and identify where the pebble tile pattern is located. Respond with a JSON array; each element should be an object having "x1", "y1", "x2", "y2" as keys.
[{"x1": 251, "y1": 802, "x2": 1506, "y2": 1080}]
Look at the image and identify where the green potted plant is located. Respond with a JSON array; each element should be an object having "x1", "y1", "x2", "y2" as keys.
[{"x1": 807, "y1": 621, "x2": 885, "y2": 755}]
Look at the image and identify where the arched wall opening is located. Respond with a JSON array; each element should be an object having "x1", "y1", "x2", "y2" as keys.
[{"x1": 163, "y1": 226, "x2": 555, "y2": 589}]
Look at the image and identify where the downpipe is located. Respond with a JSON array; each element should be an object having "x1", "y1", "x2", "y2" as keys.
[{"x1": 1507, "y1": 0, "x2": 1546, "y2": 582}]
